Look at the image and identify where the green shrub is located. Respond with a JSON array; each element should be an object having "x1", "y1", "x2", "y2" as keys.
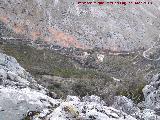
[
  {"x1": 72, "y1": 79, "x2": 97, "y2": 97},
  {"x1": 116, "y1": 83, "x2": 145, "y2": 104},
  {"x1": 52, "y1": 67, "x2": 114, "y2": 81}
]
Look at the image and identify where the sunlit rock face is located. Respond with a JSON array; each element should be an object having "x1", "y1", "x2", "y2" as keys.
[
  {"x1": 0, "y1": 53, "x2": 58, "y2": 120},
  {"x1": 0, "y1": 0, "x2": 160, "y2": 51}
]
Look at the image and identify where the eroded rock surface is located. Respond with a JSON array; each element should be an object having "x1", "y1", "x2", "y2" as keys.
[
  {"x1": 143, "y1": 73, "x2": 160, "y2": 111},
  {"x1": 113, "y1": 73, "x2": 160, "y2": 120},
  {"x1": 0, "y1": 53, "x2": 60, "y2": 120}
]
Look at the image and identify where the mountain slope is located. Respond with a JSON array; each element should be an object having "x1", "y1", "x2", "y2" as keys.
[{"x1": 0, "y1": 0, "x2": 160, "y2": 50}]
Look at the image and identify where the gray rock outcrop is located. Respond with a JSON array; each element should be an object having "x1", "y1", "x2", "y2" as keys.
[
  {"x1": 113, "y1": 72, "x2": 160, "y2": 120},
  {"x1": 0, "y1": 53, "x2": 60, "y2": 120},
  {"x1": 142, "y1": 73, "x2": 160, "y2": 112}
]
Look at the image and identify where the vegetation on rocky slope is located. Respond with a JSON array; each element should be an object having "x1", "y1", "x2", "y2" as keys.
[
  {"x1": 0, "y1": 43, "x2": 113, "y2": 80},
  {"x1": 0, "y1": 21, "x2": 149, "y2": 104},
  {"x1": 0, "y1": 42, "x2": 147, "y2": 104},
  {"x1": 116, "y1": 82, "x2": 145, "y2": 104}
]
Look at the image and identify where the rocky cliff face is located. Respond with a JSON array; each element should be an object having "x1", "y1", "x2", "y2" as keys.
[
  {"x1": 0, "y1": 0, "x2": 160, "y2": 51},
  {"x1": 0, "y1": 52, "x2": 55, "y2": 120}
]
